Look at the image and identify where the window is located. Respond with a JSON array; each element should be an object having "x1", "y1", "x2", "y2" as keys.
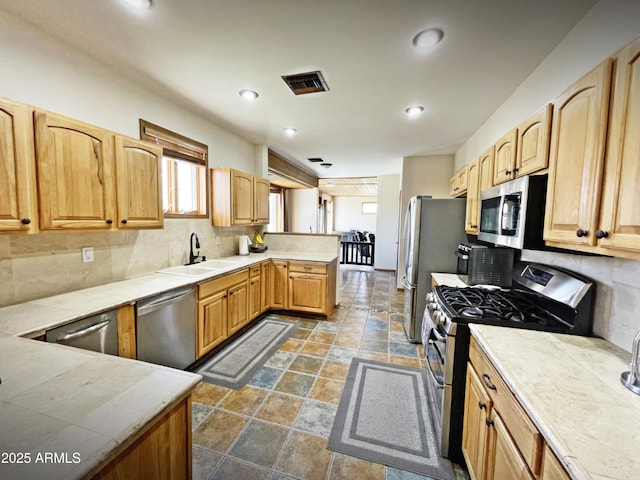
[
  {"x1": 362, "y1": 202, "x2": 377, "y2": 214},
  {"x1": 268, "y1": 187, "x2": 284, "y2": 232},
  {"x1": 140, "y1": 120, "x2": 208, "y2": 217}
]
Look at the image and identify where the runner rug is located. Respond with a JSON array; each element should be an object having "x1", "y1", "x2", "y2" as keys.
[
  {"x1": 327, "y1": 358, "x2": 455, "y2": 479},
  {"x1": 194, "y1": 317, "x2": 297, "y2": 390}
]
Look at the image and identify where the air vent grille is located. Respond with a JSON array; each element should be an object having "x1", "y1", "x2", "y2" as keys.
[{"x1": 282, "y1": 71, "x2": 329, "y2": 95}]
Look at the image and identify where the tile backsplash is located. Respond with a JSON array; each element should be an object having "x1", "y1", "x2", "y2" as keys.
[
  {"x1": 0, "y1": 220, "x2": 260, "y2": 307},
  {"x1": 521, "y1": 249, "x2": 640, "y2": 353}
]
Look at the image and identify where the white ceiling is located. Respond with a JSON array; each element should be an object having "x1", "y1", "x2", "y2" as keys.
[{"x1": 0, "y1": 0, "x2": 598, "y2": 179}]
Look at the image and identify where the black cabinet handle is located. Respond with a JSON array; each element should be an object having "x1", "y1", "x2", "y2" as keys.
[
  {"x1": 513, "y1": 167, "x2": 519, "y2": 173},
  {"x1": 485, "y1": 419, "x2": 495, "y2": 427},
  {"x1": 595, "y1": 230, "x2": 609, "y2": 239},
  {"x1": 478, "y1": 401, "x2": 486, "y2": 410},
  {"x1": 576, "y1": 229, "x2": 588, "y2": 238},
  {"x1": 121, "y1": 219, "x2": 128, "y2": 225},
  {"x1": 106, "y1": 219, "x2": 113, "y2": 224},
  {"x1": 21, "y1": 218, "x2": 31, "y2": 225},
  {"x1": 505, "y1": 170, "x2": 511, "y2": 175},
  {"x1": 470, "y1": 224, "x2": 478, "y2": 229},
  {"x1": 482, "y1": 373, "x2": 497, "y2": 390}
]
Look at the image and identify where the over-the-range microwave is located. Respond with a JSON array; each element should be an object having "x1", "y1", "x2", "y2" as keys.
[{"x1": 478, "y1": 175, "x2": 548, "y2": 250}]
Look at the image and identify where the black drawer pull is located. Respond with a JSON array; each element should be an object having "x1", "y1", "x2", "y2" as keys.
[
  {"x1": 482, "y1": 373, "x2": 497, "y2": 390},
  {"x1": 478, "y1": 401, "x2": 486, "y2": 410}
]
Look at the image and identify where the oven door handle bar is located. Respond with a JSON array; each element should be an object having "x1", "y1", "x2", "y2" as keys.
[
  {"x1": 482, "y1": 373, "x2": 497, "y2": 390},
  {"x1": 426, "y1": 341, "x2": 445, "y2": 389}
]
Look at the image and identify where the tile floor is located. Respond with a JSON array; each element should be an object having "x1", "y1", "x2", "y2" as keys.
[{"x1": 191, "y1": 266, "x2": 468, "y2": 480}]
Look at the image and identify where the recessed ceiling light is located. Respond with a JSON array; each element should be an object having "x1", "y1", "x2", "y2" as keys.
[
  {"x1": 320, "y1": 163, "x2": 333, "y2": 168},
  {"x1": 125, "y1": 0, "x2": 152, "y2": 8},
  {"x1": 239, "y1": 89, "x2": 259, "y2": 100},
  {"x1": 412, "y1": 28, "x2": 444, "y2": 49},
  {"x1": 282, "y1": 127, "x2": 298, "y2": 136},
  {"x1": 405, "y1": 105, "x2": 425, "y2": 117}
]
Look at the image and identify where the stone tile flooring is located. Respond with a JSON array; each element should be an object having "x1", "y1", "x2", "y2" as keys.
[{"x1": 191, "y1": 266, "x2": 469, "y2": 480}]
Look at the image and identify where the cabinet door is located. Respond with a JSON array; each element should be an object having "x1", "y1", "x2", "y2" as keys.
[
  {"x1": 462, "y1": 364, "x2": 492, "y2": 480},
  {"x1": 544, "y1": 60, "x2": 613, "y2": 246},
  {"x1": 465, "y1": 158, "x2": 480, "y2": 234},
  {"x1": 253, "y1": 177, "x2": 270, "y2": 224},
  {"x1": 0, "y1": 98, "x2": 37, "y2": 233},
  {"x1": 260, "y1": 261, "x2": 272, "y2": 312},
  {"x1": 227, "y1": 281, "x2": 248, "y2": 335},
  {"x1": 114, "y1": 136, "x2": 163, "y2": 229},
  {"x1": 493, "y1": 129, "x2": 517, "y2": 185},
  {"x1": 516, "y1": 104, "x2": 552, "y2": 177},
  {"x1": 197, "y1": 290, "x2": 227, "y2": 358},
  {"x1": 249, "y1": 274, "x2": 261, "y2": 320},
  {"x1": 34, "y1": 110, "x2": 115, "y2": 230},
  {"x1": 288, "y1": 272, "x2": 326, "y2": 314},
  {"x1": 272, "y1": 261, "x2": 288, "y2": 309},
  {"x1": 598, "y1": 37, "x2": 640, "y2": 253},
  {"x1": 478, "y1": 146, "x2": 495, "y2": 194},
  {"x1": 486, "y1": 412, "x2": 535, "y2": 480},
  {"x1": 541, "y1": 444, "x2": 570, "y2": 480},
  {"x1": 231, "y1": 170, "x2": 254, "y2": 225}
]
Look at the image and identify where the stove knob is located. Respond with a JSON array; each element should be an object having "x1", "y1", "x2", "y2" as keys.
[
  {"x1": 433, "y1": 311, "x2": 444, "y2": 325},
  {"x1": 429, "y1": 302, "x2": 439, "y2": 311},
  {"x1": 426, "y1": 292, "x2": 435, "y2": 303}
]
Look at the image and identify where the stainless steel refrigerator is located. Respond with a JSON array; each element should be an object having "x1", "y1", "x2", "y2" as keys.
[{"x1": 401, "y1": 196, "x2": 466, "y2": 343}]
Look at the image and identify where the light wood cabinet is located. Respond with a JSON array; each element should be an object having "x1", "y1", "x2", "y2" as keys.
[
  {"x1": 272, "y1": 260, "x2": 288, "y2": 309},
  {"x1": 260, "y1": 261, "x2": 272, "y2": 313},
  {"x1": 450, "y1": 165, "x2": 468, "y2": 197},
  {"x1": 465, "y1": 158, "x2": 480, "y2": 234},
  {"x1": 0, "y1": 98, "x2": 38, "y2": 233},
  {"x1": 94, "y1": 397, "x2": 191, "y2": 480},
  {"x1": 478, "y1": 146, "x2": 495, "y2": 194},
  {"x1": 543, "y1": 60, "x2": 613, "y2": 246},
  {"x1": 515, "y1": 104, "x2": 552, "y2": 177},
  {"x1": 210, "y1": 168, "x2": 270, "y2": 226},
  {"x1": 492, "y1": 129, "x2": 518, "y2": 185},
  {"x1": 288, "y1": 262, "x2": 328, "y2": 314},
  {"x1": 597, "y1": 36, "x2": 640, "y2": 255},
  {"x1": 248, "y1": 264, "x2": 261, "y2": 320},
  {"x1": 114, "y1": 136, "x2": 163, "y2": 229},
  {"x1": 34, "y1": 109, "x2": 116, "y2": 230},
  {"x1": 197, "y1": 269, "x2": 249, "y2": 358},
  {"x1": 464, "y1": 336, "x2": 568, "y2": 480}
]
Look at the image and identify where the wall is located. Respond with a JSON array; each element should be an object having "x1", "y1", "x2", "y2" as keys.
[
  {"x1": 375, "y1": 175, "x2": 401, "y2": 271},
  {"x1": 333, "y1": 197, "x2": 377, "y2": 233},
  {"x1": 0, "y1": 9, "x2": 262, "y2": 306},
  {"x1": 285, "y1": 188, "x2": 319, "y2": 233},
  {"x1": 453, "y1": 0, "x2": 640, "y2": 351}
]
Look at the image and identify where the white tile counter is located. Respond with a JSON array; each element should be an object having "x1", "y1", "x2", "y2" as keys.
[
  {"x1": 470, "y1": 324, "x2": 640, "y2": 480},
  {"x1": 431, "y1": 273, "x2": 469, "y2": 288},
  {"x1": 0, "y1": 251, "x2": 338, "y2": 338},
  {"x1": 0, "y1": 336, "x2": 200, "y2": 480}
]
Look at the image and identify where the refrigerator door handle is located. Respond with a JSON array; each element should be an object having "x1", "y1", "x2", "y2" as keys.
[{"x1": 400, "y1": 276, "x2": 414, "y2": 290}]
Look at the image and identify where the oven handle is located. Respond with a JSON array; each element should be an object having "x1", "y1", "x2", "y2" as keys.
[
  {"x1": 426, "y1": 339, "x2": 445, "y2": 390},
  {"x1": 455, "y1": 251, "x2": 469, "y2": 260},
  {"x1": 430, "y1": 326, "x2": 447, "y2": 343}
]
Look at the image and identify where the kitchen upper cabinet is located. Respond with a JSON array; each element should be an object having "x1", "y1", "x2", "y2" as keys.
[
  {"x1": 465, "y1": 158, "x2": 480, "y2": 234},
  {"x1": 543, "y1": 60, "x2": 613, "y2": 246},
  {"x1": 0, "y1": 98, "x2": 38, "y2": 233},
  {"x1": 34, "y1": 109, "x2": 116, "y2": 230},
  {"x1": 492, "y1": 129, "x2": 518, "y2": 185},
  {"x1": 515, "y1": 104, "x2": 552, "y2": 177},
  {"x1": 210, "y1": 168, "x2": 270, "y2": 226},
  {"x1": 450, "y1": 165, "x2": 468, "y2": 197},
  {"x1": 114, "y1": 136, "x2": 163, "y2": 229},
  {"x1": 597, "y1": 36, "x2": 640, "y2": 255}
]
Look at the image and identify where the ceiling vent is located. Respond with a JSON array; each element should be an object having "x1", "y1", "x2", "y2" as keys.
[{"x1": 282, "y1": 71, "x2": 329, "y2": 95}]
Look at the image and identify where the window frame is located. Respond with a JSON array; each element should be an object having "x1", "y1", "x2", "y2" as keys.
[
  {"x1": 139, "y1": 119, "x2": 209, "y2": 218},
  {"x1": 362, "y1": 202, "x2": 377, "y2": 215}
]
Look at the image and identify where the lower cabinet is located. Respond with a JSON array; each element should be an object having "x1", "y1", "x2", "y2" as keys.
[
  {"x1": 248, "y1": 264, "x2": 261, "y2": 320},
  {"x1": 94, "y1": 396, "x2": 192, "y2": 479},
  {"x1": 464, "y1": 336, "x2": 567, "y2": 480},
  {"x1": 288, "y1": 261, "x2": 328, "y2": 314},
  {"x1": 196, "y1": 269, "x2": 248, "y2": 359},
  {"x1": 272, "y1": 260, "x2": 289, "y2": 309},
  {"x1": 260, "y1": 261, "x2": 272, "y2": 313}
]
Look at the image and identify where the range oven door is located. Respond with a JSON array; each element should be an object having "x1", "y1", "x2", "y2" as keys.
[{"x1": 424, "y1": 324, "x2": 447, "y2": 444}]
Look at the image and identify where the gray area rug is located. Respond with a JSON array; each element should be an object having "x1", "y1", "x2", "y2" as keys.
[
  {"x1": 327, "y1": 358, "x2": 455, "y2": 479},
  {"x1": 194, "y1": 317, "x2": 297, "y2": 390}
]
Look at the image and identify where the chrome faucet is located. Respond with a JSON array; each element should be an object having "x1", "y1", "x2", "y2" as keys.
[
  {"x1": 188, "y1": 232, "x2": 201, "y2": 265},
  {"x1": 621, "y1": 330, "x2": 640, "y2": 395}
]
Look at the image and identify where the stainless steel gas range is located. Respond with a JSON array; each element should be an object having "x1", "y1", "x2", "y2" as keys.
[{"x1": 421, "y1": 261, "x2": 594, "y2": 464}]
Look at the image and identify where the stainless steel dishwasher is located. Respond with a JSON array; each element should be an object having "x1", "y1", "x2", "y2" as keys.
[
  {"x1": 45, "y1": 310, "x2": 118, "y2": 355},
  {"x1": 136, "y1": 286, "x2": 196, "y2": 369}
]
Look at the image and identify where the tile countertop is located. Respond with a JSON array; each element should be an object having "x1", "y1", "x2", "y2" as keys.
[
  {"x1": 0, "y1": 336, "x2": 201, "y2": 480},
  {"x1": 469, "y1": 324, "x2": 640, "y2": 480},
  {"x1": 431, "y1": 273, "x2": 469, "y2": 288},
  {"x1": 0, "y1": 251, "x2": 338, "y2": 338}
]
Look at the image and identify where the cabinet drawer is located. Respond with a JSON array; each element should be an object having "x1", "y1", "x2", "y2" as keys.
[
  {"x1": 198, "y1": 269, "x2": 248, "y2": 299},
  {"x1": 469, "y1": 337, "x2": 543, "y2": 475},
  {"x1": 249, "y1": 264, "x2": 261, "y2": 277},
  {"x1": 288, "y1": 261, "x2": 327, "y2": 274}
]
